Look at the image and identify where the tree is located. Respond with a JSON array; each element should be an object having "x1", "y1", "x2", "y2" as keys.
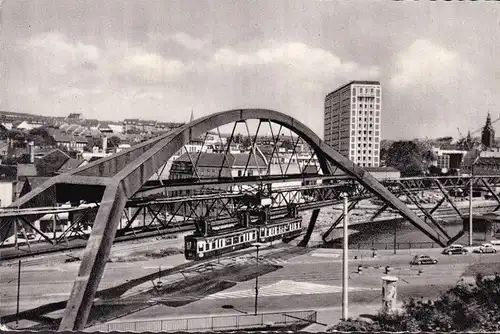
[
  {"x1": 280, "y1": 139, "x2": 294, "y2": 151},
  {"x1": 233, "y1": 133, "x2": 243, "y2": 144},
  {"x1": 241, "y1": 136, "x2": 252, "y2": 149},
  {"x1": 107, "y1": 136, "x2": 121, "y2": 148},
  {"x1": 329, "y1": 274, "x2": 500, "y2": 332},
  {"x1": 84, "y1": 137, "x2": 102, "y2": 152},
  {"x1": 7, "y1": 130, "x2": 27, "y2": 147},
  {"x1": 28, "y1": 127, "x2": 56, "y2": 147},
  {"x1": 456, "y1": 132, "x2": 480, "y2": 151},
  {"x1": 385, "y1": 141, "x2": 434, "y2": 177}
]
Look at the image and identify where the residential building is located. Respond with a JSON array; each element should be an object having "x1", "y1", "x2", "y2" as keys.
[
  {"x1": 431, "y1": 147, "x2": 468, "y2": 172},
  {"x1": 51, "y1": 132, "x2": 88, "y2": 152},
  {"x1": 324, "y1": 81, "x2": 381, "y2": 167},
  {"x1": 67, "y1": 113, "x2": 83, "y2": 121},
  {"x1": 0, "y1": 165, "x2": 17, "y2": 207},
  {"x1": 168, "y1": 152, "x2": 266, "y2": 217},
  {"x1": 364, "y1": 166, "x2": 401, "y2": 180}
]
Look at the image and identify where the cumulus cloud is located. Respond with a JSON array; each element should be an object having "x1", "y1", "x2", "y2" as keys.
[
  {"x1": 213, "y1": 42, "x2": 379, "y2": 76},
  {"x1": 386, "y1": 39, "x2": 487, "y2": 139},
  {"x1": 211, "y1": 41, "x2": 380, "y2": 87},
  {"x1": 390, "y1": 39, "x2": 474, "y2": 89},
  {"x1": 120, "y1": 52, "x2": 187, "y2": 82},
  {"x1": 168, "y1": 32, "x2": 210, "y2": 50}
]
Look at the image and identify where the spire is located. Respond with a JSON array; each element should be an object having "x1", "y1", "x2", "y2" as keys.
[
  {"x1": 190, "y1": 109, "x2": 194, "y2": 122},
  {"x1": 486, "y1": 112, "x2": 492, "y2": 127},
  {"x1": 482, "y1": 112, "x2": 495, "y2": 149}
]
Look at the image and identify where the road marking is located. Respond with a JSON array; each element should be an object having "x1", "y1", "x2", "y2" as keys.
[
  {"x1": 311, "y1": 253, "x2": 340, "y2": 258},
  {"x1": 204, "y1": 280, "x2": 375, "y2": 300}
]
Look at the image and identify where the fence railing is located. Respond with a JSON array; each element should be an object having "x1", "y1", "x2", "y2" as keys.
[
  {"x1": 329, "y1": 241, "x2": 438, "y2": 250},
  {"x1": 85, "y1": 310, "x2": 317, "y2": 332}
]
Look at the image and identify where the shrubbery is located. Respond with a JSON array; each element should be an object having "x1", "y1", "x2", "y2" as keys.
[{"x1": 329, "y1": 274, "x2": 500, "y2": 332}]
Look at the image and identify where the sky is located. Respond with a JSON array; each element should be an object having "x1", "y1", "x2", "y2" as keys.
[{"x1": 0, "y1": 0, "x2": 499, "y2": 140}]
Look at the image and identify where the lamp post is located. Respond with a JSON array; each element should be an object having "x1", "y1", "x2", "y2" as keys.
[
  {"x1": 251, "y1": 243, "x2": 263, "y2": 315},
  {"x1": 342, "y1": 196, "x2": 349, "y2": 321},
  {"x1": 469, "y1": 161, "x2": 475, "y2": 246},
  {"x1": 16, "y1": 259, "x2": 21, "y2": 326}
]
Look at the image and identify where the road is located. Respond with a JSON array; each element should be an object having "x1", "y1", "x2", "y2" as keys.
[{"x1": 2, "y1": 243, "x2": 498, "y2": 330}]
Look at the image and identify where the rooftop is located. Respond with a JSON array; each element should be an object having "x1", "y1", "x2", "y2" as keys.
[
  {"x1": 326, "y1": 80, "x2": 381, "y2": 97},
  {"x1": 364, "y1": 166, "x2": 400, "y2": 173}
]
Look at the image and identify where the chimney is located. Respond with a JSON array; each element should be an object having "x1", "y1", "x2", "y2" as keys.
[
  {"x1": 29, "y1": 141, "x2": 35, "y2": 163},
  {"x1": 102, "y1": 136, "x2": 108, "y2": 153}
]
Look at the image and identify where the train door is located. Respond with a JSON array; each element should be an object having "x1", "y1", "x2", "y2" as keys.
[{"x1": 197, "y1": 241, "x2": 205, "y2": 258}]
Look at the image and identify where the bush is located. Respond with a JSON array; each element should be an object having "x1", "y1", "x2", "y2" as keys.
[
  {"x1": 328, "y1": 318, "x2": 380, "y2": 332},
  {"x1": 329, "y1": 274, "x2": 500, "y2": 332}
]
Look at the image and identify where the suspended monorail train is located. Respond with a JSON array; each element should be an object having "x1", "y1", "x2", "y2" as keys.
[{"x1": 184, "y1": 215, "x2": 303, "y2": 260}]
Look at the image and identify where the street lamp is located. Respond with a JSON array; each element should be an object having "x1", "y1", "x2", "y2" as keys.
[{"x1": 251, "y1": 242, "x2": 264, "y2": 315}]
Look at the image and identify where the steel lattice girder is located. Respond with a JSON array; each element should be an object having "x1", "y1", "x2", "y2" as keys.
[{"x1": 2, "y1": 109, "x2": 451, "y2": 330}]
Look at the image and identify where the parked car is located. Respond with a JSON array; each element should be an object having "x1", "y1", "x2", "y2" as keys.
[
  {"x1": 475, "y1": 243, "x2": 497, "y2": 254},
  {"x1": 442, "y1": 244, "x2": 468, "y2": 255},
  {"x1": 410, "y1": 255, "x2": 438, "y2": 265}
]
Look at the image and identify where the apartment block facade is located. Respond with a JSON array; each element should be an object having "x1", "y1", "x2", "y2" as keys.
[{"x1": 324, "y1": 81, "x2": 382, "y2": 167}]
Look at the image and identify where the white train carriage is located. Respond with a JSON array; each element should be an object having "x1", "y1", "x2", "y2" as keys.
[
  {"x1": 258, "y1": 216, "x2": 303, "y2": 243},
  {"x1": 185, "y1": 227, "x2": 258, "y2": 260}
]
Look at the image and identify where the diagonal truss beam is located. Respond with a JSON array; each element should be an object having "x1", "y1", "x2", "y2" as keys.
[
  {"x1": 322, "y1": 199, "x2": 359, "y2": 243},
  {"x1": 434, "y1": 179, "x2": 465, "y2": 219},
  {"x1": 0, "y1": 108, "x2": 447, "y2": 331}
]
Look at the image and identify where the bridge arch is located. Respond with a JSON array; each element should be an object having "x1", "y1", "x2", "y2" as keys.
[{"x1": 4, "y1": 109, "x2": 447, "y2": 330}]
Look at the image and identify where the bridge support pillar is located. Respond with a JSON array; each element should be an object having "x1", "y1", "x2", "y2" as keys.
[
  {"x1": 298, "y1": 208, "x2": 320, "y2": 247},
  {"x1": 59, "y1": 185, "x2": 126, "y2": 331}
]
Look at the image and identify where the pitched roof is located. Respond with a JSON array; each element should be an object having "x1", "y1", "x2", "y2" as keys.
[
  {"x1": 0, "y1": 165, "x2": 17, "y2": 181},
  {"x1": 302, "y1": 165, "x2": 319, "y2": 174},
  {"x1": 176, "y1": 152, "x2": 267, "y2": 169},
  {"x1": 52, "y1": 133, "x2": 88, "y2": 144},
  {"x1": 20, "y1": 177, "x2": 51, "y2": 197},
  {"x1": 17, "y1": 164, "x2": 37, "y2": 177},
  {"x1": 35, "y1": 149, "x2": 70, "y2": 176},
  {"x1": 476, "y1": 157, "x2": 500, "y2": 165},
  {"x1": 177, "y1": 152, "x2": 234, "y2": 168},
  {"x1": 364, "y1": 166, "x2": 400, "y2": 173},
  {"x1": 57, "y1": 158, "x2": 85, "y2": 174},
  {"x1": 233, "y1": 153, "x2": 266, "y2": 168}
]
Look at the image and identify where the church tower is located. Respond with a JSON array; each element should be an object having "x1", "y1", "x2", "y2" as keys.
[{"x1": 481, "y1": 113, "x2": 495, "y2": 149}]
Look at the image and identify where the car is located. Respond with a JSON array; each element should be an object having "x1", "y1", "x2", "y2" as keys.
[
  {"x1": 410, "y1": 255, "x2": 438, "y2": 265},
  {"x1": 476, "y1": 243, "x2": 497, "y2": 254},
  {"x1": 442, "y1": 244, "x2": 468, "y2": 255}
]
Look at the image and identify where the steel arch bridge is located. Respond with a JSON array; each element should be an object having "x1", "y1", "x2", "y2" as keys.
[{"x1": 0, "y1": 109, "x2": 472, "y2": 330}]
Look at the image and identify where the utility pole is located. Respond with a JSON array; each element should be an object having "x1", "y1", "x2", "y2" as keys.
[
  {"x1": 469, "y1": 163, "x2": 474, "y2": 246},
  {"x1": 342, "y1": 196, "x2": 349, "y2": 321},
  {"x1": 393, "y1": 219, "x2": 397, "y2": 255},
  {"x1": 16, "y1": 259, "x2": 21, "y2": 326},
  {"x1": 254, "y1": 244, "x2": 260, "y2": 315}
]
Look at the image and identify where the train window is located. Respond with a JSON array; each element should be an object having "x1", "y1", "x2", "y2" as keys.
[
  {"x1": 252, "y1": 232, "x2": 256, "y2": 239},
  {"x1": 206, "y1": 241, "x2": 210, "y2": 250},
  {"x1": 185, "y1": 242, "x2": 192, "y2": 250},
  {"x1": 198, "y1": 243, "x2": 204, "y2": 251},
  {"x1": 212, "y1": 241, "x2": 216, "y2": 249},
  {"x1": 233, "y1": 236, "x2": 239, "y2": 244},
  {"x1": 226, "y1": 237, "x2": 232, "y2": 246}
]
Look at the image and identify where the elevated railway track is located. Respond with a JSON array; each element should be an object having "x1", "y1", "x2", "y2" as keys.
[{"x1": 1, "y1": 109, "x2": 500, "y2": 330}]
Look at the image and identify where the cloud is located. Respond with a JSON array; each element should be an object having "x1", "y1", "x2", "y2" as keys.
[
  {"x1": 168, "y1": 32, "x2": 210, "y2": 50},
  {"x1": 211, "y1": 41, "x2": 380, "y2": 83},
  {"x1": 120, "y1": 51, "x2": 187, "y2": 82},
  {"x1": 390, "y1": 39, "x2": 474, "y2": 89},
  {"x1": 20, "y1": 32, "x2": 100, "y2": 75}
]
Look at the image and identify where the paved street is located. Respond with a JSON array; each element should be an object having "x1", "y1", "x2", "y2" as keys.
[{"x1": 3, "y1": 244, "x2": 496, "y2": 330}]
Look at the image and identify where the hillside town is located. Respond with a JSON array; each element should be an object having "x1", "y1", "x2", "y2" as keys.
[{"x1": 0, "y1": 109, "x2": 323, "y2": 208}]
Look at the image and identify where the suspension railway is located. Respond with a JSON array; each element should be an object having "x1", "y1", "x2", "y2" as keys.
[{"x1": 1, "y1": 109, "x2": 500, "y2": 331}]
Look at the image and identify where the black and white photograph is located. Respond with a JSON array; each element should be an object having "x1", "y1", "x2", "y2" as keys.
[{"x1": 1, "y1": 0, "x2": 499, "y2": 332}]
